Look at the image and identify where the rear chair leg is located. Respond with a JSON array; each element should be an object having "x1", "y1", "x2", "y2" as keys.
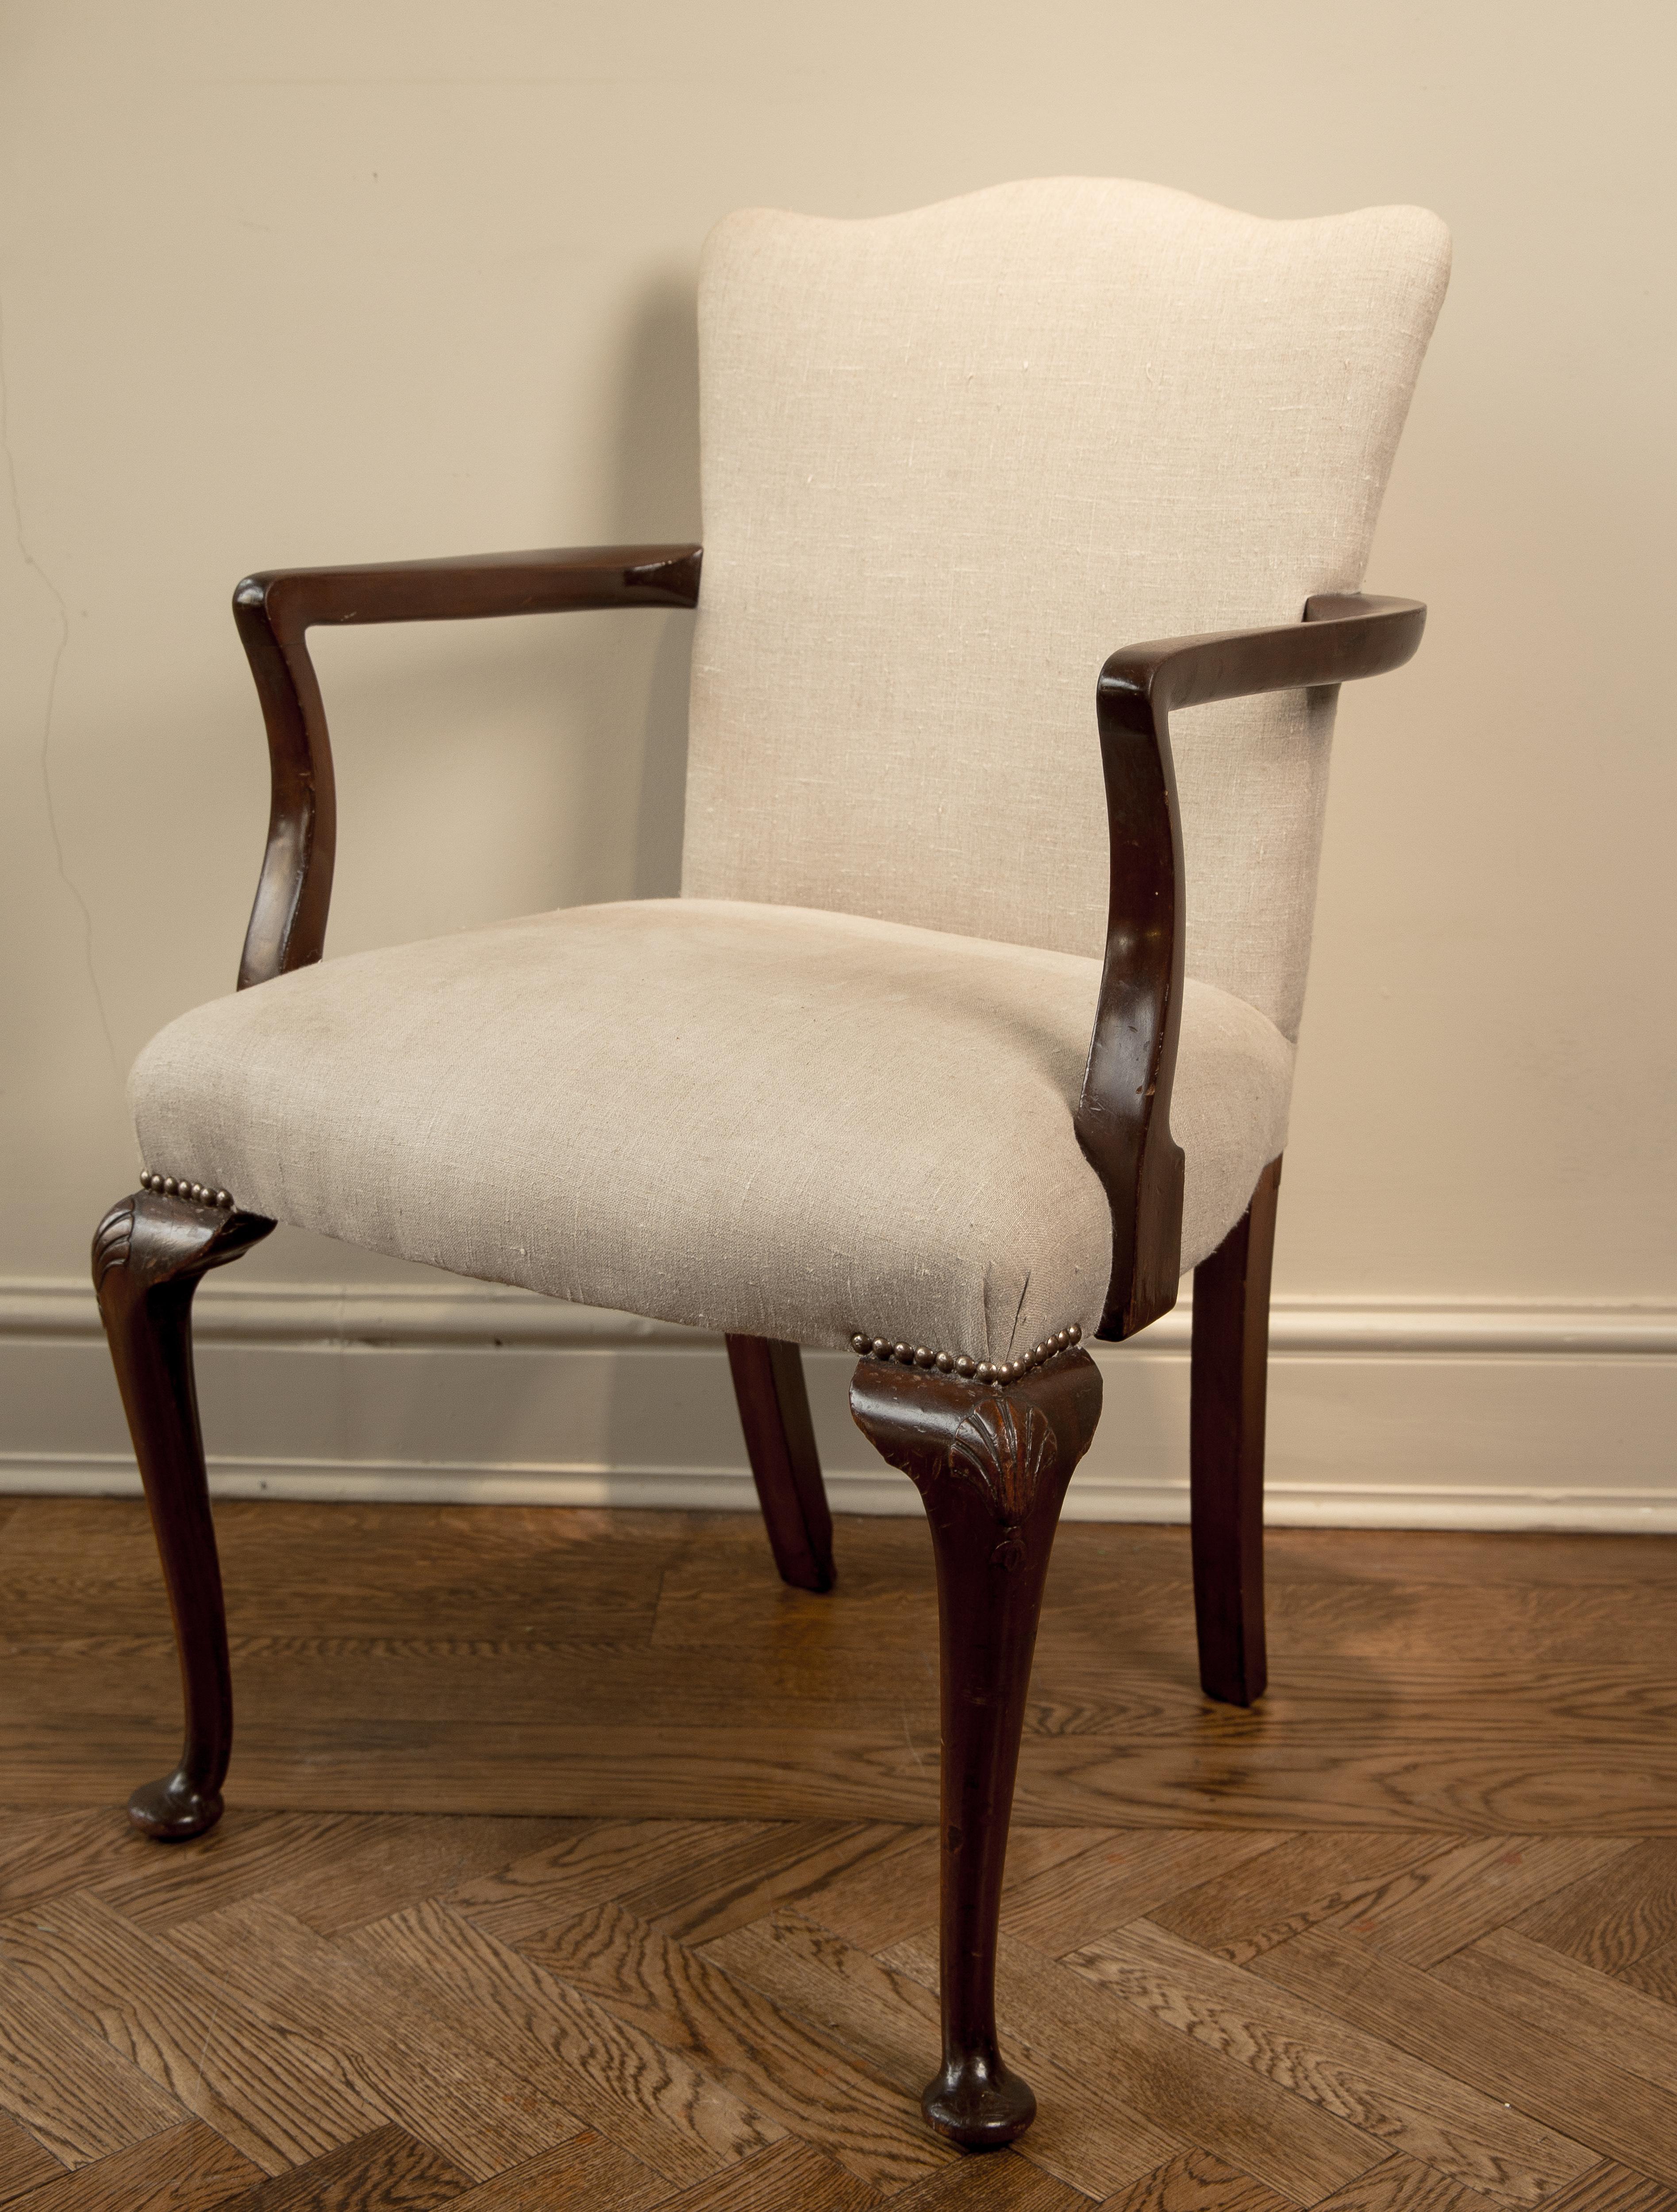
[
  {"x1": 726, "y1": 1334, "x2": 835, "y2": 1592},
  {"x1": 1189, "y1": 1154, "x2": 1281, "y2": 1706},
  {"x1": 852, "y1": 1340, "x2": 1102, "y2": 2147},
  {"x1": 92, "y1": 1187, "x2": 273, "y2": 1838}
]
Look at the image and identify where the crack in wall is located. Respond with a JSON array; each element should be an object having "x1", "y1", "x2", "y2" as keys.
[{"x1": 0, "y1": 293, "x2": 122, "y2": 1094}]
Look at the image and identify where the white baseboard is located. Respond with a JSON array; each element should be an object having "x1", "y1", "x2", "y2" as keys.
[{"x1": 2, "y1": 1276, "x2": 1673, "y2": 1531}]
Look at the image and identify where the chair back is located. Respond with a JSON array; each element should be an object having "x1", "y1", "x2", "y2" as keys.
[{"x1": 682, "y1": 177, "x2": 1449, "y2": 1038}]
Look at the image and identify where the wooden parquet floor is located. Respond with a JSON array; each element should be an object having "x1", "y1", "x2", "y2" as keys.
[{"x1": 3, "y1": 1501, "x2": 1677, "y2": 2212}]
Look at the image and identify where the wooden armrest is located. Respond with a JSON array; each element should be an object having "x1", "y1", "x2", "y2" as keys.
[
  {"x1": 1075, "y1": 593, "x2": 1427, "y2": 1341},
  {"x1": 234, "y1": 544, "x2": 701, "y2": 638},
  {"x1": 233, "y1": 543, "x2": 702, "y2": 989},
  {"x1": 1097, "y1": 594, "x2": 1424, "y2": 726}
]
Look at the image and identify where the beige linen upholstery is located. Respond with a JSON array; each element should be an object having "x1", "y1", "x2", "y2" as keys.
[
  {"x1": 128, "y1": 178, "x2": 1449, "y2": 1350},
  {"x1": 130, "y1": 900, "x2": 1291, "y2": 1358},
  {"x1": 686, "y1": 177, "x2": 1451, "y2": 1038}
]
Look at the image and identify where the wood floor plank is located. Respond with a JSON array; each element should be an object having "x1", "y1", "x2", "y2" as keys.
[
  {"x1": 650, "y1": 2137, "x2": 891, "y2": 2212},
  {"x1": 648, "y1": 1538, "x2": 934, "y2": 1659},
  {"x1": 883, "y1": 1931, "x2": 1382, "y2": 2204},
  {"x1": 1068, "y1": 1922, "x2": 1595, "y2": 2206},
  {"x1": 798, "y1": 1830, "x2": 941, "y2": 1952},
  {"x1": 1251, "y1": 1927, "x2": 1677, "y2": 2187},
  {"x1": 214, "y1": 2123, "x2": 470, "y2": 2212},
  {"x1": 1612, "y1": 1941, "x2": 1677, "y2": 2005},
  {"x1": 624, "y1": 1821, "x2": 914, "y2": 1944},
  {"x1": 90, "y1": 1811, "x2": 464, "y2": 1934},
  {"x1": 0, "y1": 2115, "x2": 63, "y2": 2208},
  {"x1": 34, "y1": 1619, "x2": 1677, "y2": 1747},
  {"x1": 448, "y1": 1820, "x2": 775, "y2": 1946},
  {"x1": 1308, "y1": 2151, "x2": 1528, "y2": 2212},
  {"x1": 510, "y1": 1897, "x2": 958, "y2": 2192},
  {"x1": 346, "y1": 1896, "x2": 780, "y2": 2186},
  {"x1": 166, "y1": 1900, "x2": 577, "y2": 2181},
  {"x1": 0, "y1": 1808, "x2": 174, "y2": 1916},
  {"x1": 1431, "y1": 1927, "x2": 1677, "y2": 2096},
  {"x1": 1098, "y1": 2147, "x2": 1298, "y2": 2212},
  {"x1": 1, "y1": 2120, "x2": 261, "y2": 2212},
  {"x1": 1148, "y1": 1831, "x2": 1458, "y2": 1966},
  {"x1": 0, "y1": 1969, "x2": 183, "y2": 2169},
  {"x1": 17, "y1": 1729, "x2": 1677, "y2": 1832},
  {"x1": 435, "y1": 2128, "x2": 668, "y2": 2211},
  {"x1": 0, "y1": 1891, "x2": 386, "y2": 2173},
  {"x1": 1512, "y1": 1843, "x2": 1677, "y2": 1977},
  {"x1": 0, "y1": 1504, "x2": 669, "y2": 1661},
  {"x1": 12, "y1": 1514, "x2": 1677, "y2": 1831},
  {"x1": 0, "y1": 1636, "x2": 943, "y2": 1745},
  {"x1": 999, "y1": 1828, "x2": 1285, "y2": 1957},
  {"x1": 11, "y1": 1506, "x2": 1677, "y2": 2212},
  {"x1": 1022, "y1": 1663, "x2": 1677, "y2": 1749},
  {"x1": 1550, "y1": 2146, "x2": 1677, "y2": 2211},
  {"x1": 781, "y1": 1825, "x2": 1096, "y2": 1971},
  {"x1": 202, "y1": 1638, "x2": 940, "y2": 1735},
  {"x1": 265, "y1": 1814, "x2": 574, "y2": 1937},
  {"x1": 887, "y1": 2154, "x2": 1090, "y2": 2210},
  {"x1": 702, "y1": 1907, "x2": 1180, "y2": 2201},
  {"x1": 1538, "y1": 2165, "x2": 1677, "y2": 2212},
  {"x1": 1316, "y1": 1838, "x2": 1635, "y2": 1967}
]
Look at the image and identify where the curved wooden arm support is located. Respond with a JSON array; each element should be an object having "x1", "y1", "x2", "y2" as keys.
[
  {"x1": 232, "y1": 542, "x2": 703, "y2": 988},
  {"x1": 1077, "y1": 593, "x2": 1425, "y2": 1342}
]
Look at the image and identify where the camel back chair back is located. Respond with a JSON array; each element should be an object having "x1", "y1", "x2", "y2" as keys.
[{"x1": 683, "y1": 176, "x2": 1450, "y2": 1039}]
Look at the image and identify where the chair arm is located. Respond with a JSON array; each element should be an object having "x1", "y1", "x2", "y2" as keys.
[
  {"x1": 231, "y1": 544, "x2": 702, "y2": 988},
  {"x1": 1075, "y1": 593, "x2": 1426, "y2": 1341}
]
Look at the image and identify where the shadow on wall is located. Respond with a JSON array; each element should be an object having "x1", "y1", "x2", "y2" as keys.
[
  {"x1": 610, "y1": 272, "x2": 701, "y2": 901},
  {"x1": 308, "y1": 269, "x2": 704, "y2": 959}
]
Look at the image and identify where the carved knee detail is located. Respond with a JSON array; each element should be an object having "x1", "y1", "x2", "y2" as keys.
[{"x1": 94, "y1": 1188, "x2": 274, "y2": 1310}]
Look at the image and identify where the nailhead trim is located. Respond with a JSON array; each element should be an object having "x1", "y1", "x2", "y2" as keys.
[
  {"x1": 140, "y1": 1171, "x2": 235, "y2": 1211},
  {"x1": 848, "y1": 1322, "x2": 1082, "y2": 1385}
]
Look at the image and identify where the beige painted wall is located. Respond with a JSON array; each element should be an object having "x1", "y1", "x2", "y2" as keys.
[{"x1": 3, "y1": 2, "x2": 1673, "y2": 1514}]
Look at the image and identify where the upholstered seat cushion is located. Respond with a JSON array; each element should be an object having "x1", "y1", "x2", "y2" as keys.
[{"x1": 130, "y1": 899, "x2": 1292, "y2": 1359}]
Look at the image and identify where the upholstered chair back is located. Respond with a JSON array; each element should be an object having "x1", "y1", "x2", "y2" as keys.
[{"x1": 682, "y1": 178, "x2": 1450, "y2": 1040}]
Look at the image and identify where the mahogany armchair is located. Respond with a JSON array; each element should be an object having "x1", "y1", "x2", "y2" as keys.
[{"x1": 94, "y1": 179, "x2": 1449, "y2": 2147}]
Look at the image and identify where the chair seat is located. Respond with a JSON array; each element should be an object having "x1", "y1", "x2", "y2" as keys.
[{"x1": 130, "y1": 898, "x2": 1292, "y2": 1357}]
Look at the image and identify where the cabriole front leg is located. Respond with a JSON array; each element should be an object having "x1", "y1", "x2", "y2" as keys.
[
  {"x1": 851, "y1": 1344, "x2": 1102, "y2": 2147},
  {"x1": 92, "y1": 1187, "x2": 274, "y2": 1839}
]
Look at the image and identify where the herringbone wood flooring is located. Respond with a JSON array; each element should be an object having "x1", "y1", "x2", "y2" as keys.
[{"x1": 3, "y1": 1500, "x2": 1676, "y2": 2211}]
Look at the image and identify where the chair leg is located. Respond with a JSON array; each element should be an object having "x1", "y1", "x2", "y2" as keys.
[
  {"x1": 1189, "y1": 1154, "x2": 1281, "y2": 1707},
  {"x1": 852, "y1": 1344, "x2": 1102, "y2": 2148},
  {"x1": 92, "y1": 1187, "x2": 273, "y2": 1839},
  {"x1": 726, "y1": 1334, "x2": 835, "y2": 1593}
]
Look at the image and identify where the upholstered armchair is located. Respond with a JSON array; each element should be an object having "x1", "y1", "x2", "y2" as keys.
[{"x1": 93, "y1": 179, "x2": 1449, "y2": 2147}]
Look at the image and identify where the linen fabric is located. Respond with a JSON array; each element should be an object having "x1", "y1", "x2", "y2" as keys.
[
  {"x1": 685, "y1": 177, "x2": 1451, "y2": 1039},
  {"x1": 130, "y1": 900, "x2": 1292, "y2": 1357}
]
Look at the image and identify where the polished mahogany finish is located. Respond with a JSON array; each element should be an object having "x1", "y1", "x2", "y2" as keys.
[
  {"x1": 850, "y1": 1349, "x2": 1103, "y2": 2147},
  {"x1": 92, "y1": 540, "x2": 1428, "y2": 2159},
  {"x1": 92, "y1": 1190, "x2": 275, "y2": 1837},
  {"x1": 725, "y1": 1335, "x2": 835, "y2": 1593},
  {"x1": 1077, "y1": 594, "x2": 1424, "y2": 1342},
  {"x1": 96, "y1": 543, "x2": 704, "y2": 1846},
  {"x1": 232, "y1": 543, "x2": 702, "y2": 988},
  {"x1": 1190, "y1": 1155, "x2": 1283, "y2": 1706}
]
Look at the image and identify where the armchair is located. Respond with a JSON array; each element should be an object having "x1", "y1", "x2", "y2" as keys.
[{"x1": 92, "y1": 178, "x2": 1449, "y2": 2148}]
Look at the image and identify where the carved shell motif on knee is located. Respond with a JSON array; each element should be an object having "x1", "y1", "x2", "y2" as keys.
[
  {"x1": 92, "y1": 1198, "x2": 137, "y2": 1292},
  {"x1": 947, "y1": 1398, "x2": 1055, "y2": 1570}
]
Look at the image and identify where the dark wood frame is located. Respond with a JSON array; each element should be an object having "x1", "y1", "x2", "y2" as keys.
[
  {"x1": 232, "y1": 544, "x2": 703, "y2": 987},
  {"x1": 94, "y1": 543, "x2": 1423, "y2": 2147},
  {"x1": 1078, "y1": 592, "x2": 1423, "y2": 1340}
]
